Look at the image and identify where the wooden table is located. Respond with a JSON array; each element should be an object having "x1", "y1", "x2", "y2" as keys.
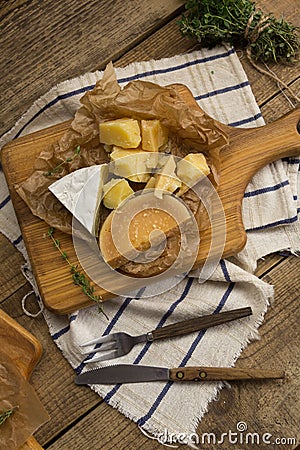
[{"x1": 1, "y1": 1, "x2": 299, "y2": 448}]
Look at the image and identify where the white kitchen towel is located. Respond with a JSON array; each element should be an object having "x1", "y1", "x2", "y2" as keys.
[{"x1": 0, "y1": 44, "x2": 299, "y2": 444}]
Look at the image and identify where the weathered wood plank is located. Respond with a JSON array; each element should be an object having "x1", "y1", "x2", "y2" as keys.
[
  {"x1": 46, "y1": 400, "x2": 188, "y2": 450},
  {"x1": 0, "y1": 233, "x2": 27, "y2": 302},
  {"x1": 260, "y1": 78, "x2": 300, "y2": 122},
  {"x1": 254, "y1": 253, "x2": 285, "y2": 278},
  {"x1": 0, "y1": 0, "x2": 185, "y2": 136}
]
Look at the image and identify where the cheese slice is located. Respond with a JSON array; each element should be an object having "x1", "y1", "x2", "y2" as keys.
[{"x1": 48, "y1": 164, "x2": 108, "y2": 235}]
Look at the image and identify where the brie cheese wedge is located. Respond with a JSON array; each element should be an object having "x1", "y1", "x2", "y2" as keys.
[{"x1": 48, "y1": 164, "x2": 108, "y2": 235}]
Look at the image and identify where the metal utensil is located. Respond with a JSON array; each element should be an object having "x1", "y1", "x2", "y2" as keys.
[
  {"x1": 81, "y1": 307, "x2": 252, "y2": 363},
  {"x1": 75, "y1": 363, "x2": 285, "y2": 385}
]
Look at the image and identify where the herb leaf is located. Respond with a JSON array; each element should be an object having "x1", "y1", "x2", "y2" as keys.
[
  {"x1": 44, "y1": 145, "x2": 81, "y2": 177},
  {"x1": 48, "y1": 227, "x2": 108, "y2": 319},
  {"x1": 0, "y1": 407, "x2": 18, "y2": 426}
]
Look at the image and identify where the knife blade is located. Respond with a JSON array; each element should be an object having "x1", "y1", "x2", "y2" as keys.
[{"x1": 75, "y1": 364, "x2": 285, "y2": 385}]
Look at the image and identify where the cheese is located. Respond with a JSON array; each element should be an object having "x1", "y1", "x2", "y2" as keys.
[
  {"x1": 144, "y1": 176, "x2": 156, "y2": 190},
  {"x1": 102, "y1": 178, "x2": 134, "y2": 209},
  {"x1": 99, "y1": 207, "x2": 178, "y2": 268},
  {"x1": 110, "y1": 147, "x2": 159, "y2": 183},
  {"x1": 176, "y1": 153, "x2": 210, "y2": 195},
  {"x1": 48, "y1": 164, "x2": 108, "y2": 235},
  {"x1": 155, "y1": 155, "x2": 181, "y2": 198},
  {"x1": 141, "y1": 119, "x2": 168, "y2": 152},
  {"x1": 99, "y1": 118, "x2": 141, "y2": 148},
  {"x1": 99, "y1": 190, "x2": 196, "y2": 272}
]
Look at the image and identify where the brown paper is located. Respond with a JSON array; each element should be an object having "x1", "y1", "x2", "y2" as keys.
[
  {"x1": 0, "y1": 352, "x2": 50, "y2": 450},
  {"x1": 16, "y1": 62, "x2": 228, "y2": 235}
]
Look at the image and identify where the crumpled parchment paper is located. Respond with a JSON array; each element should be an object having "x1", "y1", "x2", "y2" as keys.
[
  {"x1": 16, "y1": 62, "x2": 228, "y2": 235},
  {"x1": 0, "y1": 352, "x2": 50, "y2": 450}
]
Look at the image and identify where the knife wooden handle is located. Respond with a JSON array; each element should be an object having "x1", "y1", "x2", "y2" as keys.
[
  {"x1": 169, "y1": 367, "x2": 285, "y2": 381},
  {"x1": 151, "y1": 307, "x2": 252, "y2": 340}
]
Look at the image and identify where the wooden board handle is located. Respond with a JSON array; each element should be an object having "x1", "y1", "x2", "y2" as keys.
[
  {"x1": 222, "y1": 106, "x2": 300, "y2": 189},
  {"x1": 169, "y1": 367, "x2": 285, "y2": 381},
  {"x1": 20, "y1": 436, "x2": 44, "y2": 450},
  {"x1": 151, "y1": 307, "x2": 252, "y2": 340}
]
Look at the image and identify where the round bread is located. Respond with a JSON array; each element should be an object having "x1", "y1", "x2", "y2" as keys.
[{"x1": 99, "y1": 207, "x2": 181, "y2": 277}]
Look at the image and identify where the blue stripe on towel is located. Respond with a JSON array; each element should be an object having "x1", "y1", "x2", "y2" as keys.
[
  {"x1": 246, "y1": 215, "x2": 298, "y2": 231},
  {"x1": 14, "y1": 86, "x2": 95, "y2": 139},
  {"x1": 228, "y1": 112, "x2": 262, "y2": 127},
  {"x1": 220, "y1": 259, "x2": 231, "y2": 282},
  {"x1": 51, "y1": 314, "x2": 78, "y2": 340},
  {"x1": 195, "y1": 81, "x2": 250, "y2": 101},
  {"x1": 55, "y1": 288, "x2": 144, "y2": 354},
  {"x1": 12, "y1": 235, "x2": 23, "y2": 246},
  {"x1": 0, "y1": 194, "x2": 10, "y2": 209},
  {"x1": 13, "y1": 48, "x2": 237, "y2": 139},
  {"x1": 103, "y1": 277, "x2": 194, "y2": 403},
  {"x1": 75, "y1": 295, "x2": 136, "y2": 374},
  {"x1": 137, "y1": 263, "x2": 235, "y2": 426},
  {"x1": 282, "y1": 157, "x2": 300, "y2": 164},
  {"x1": 244, "y1": 180, "x2": 290, "y2": 198},
  {"x1": 117, "y1": 48, "x2": 236, "y2": 85}
]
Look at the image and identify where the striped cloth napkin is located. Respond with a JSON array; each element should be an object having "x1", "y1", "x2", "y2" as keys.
[{"x1": 0, "y1": 44, "x2": 299, "y2": 445}]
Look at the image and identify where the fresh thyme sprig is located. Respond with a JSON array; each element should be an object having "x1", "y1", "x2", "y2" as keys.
[
  {"x1": 48, "y1": 228, "x2": 108, "y2": 319},
  {"x1": 179, "y1": 0, "x2": 299, "y2": 64},
  {"x1": 0, "y1": 406, "x2": 18, "y2": 426},
  {"x1": 44, "y1": 145, "x2": 81, "y2": 177}
]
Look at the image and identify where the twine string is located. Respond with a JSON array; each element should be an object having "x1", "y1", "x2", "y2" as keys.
[{"x1": 244, "y1": 11, "x2": 299, "y2": 104}]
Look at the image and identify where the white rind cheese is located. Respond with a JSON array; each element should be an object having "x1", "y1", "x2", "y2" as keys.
[{"x1": 48, "y1": 164, "x2": 108, "y2": 235}]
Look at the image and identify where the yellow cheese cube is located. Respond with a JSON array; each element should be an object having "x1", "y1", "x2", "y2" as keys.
[
  {"x1": 144, "y1": 176, "x2": 156, "y2": 190},
  {"x1": 110, "y1": 148, "x2": 158, "y2": 183},
  {"x1": 155, "y1": 155, "x2": 181, "y2": 198},
  {"x1": 99, "y1": 118, "x2": 141, "y2": 148},
  {"x1": 102, "y1": 178, "x2": 134, "y2": 209},
  {"x1": 176, "y1": 153, "x2": 210, "y2": 193},
  {"x1": 141, "y1": 119, "x2": 168, "y2": 152}
]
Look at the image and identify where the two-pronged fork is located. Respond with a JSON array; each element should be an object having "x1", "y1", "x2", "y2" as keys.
[{"x1": 81, "y1": 307, "x2": 252, "y2": 363}]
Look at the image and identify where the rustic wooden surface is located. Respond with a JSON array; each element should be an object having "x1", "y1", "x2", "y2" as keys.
[{"x1": 0, "y1": 0, "x2": 299, "y2": 449}]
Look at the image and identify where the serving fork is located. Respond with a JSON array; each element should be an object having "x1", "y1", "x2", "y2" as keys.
[{"x1": 81, "y1": 306, "x2": 252, "y2": 363}]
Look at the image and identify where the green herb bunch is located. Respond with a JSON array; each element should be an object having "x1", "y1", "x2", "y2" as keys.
[
  {"x1": 179, "y1": 0, "x2": 299, "y2": 64},
  {"x1": 48, "y1": 228, "x2": 108, "y2": 319}
]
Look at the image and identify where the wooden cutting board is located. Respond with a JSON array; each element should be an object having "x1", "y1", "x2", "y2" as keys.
[
  {"x1": 1, "y1": 85, "x2": 300, "y2": 314},
  {"x1": 0, "y1": 309, "x2": 44, "y2": 450}
]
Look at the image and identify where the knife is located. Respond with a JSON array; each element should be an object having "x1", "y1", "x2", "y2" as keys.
[{"x1": 75, "y1": 364, "x2": 285, "y2": 385}]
